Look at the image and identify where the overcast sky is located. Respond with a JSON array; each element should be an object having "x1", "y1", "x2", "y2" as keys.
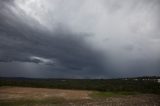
[{"x1": 0, "y1": 0, "x2": 160, "y2": 78}]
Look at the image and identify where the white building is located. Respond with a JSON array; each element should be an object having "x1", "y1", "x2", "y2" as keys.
[{"x1": 158, "y1": 79, "x2": 160, "y2": 83}]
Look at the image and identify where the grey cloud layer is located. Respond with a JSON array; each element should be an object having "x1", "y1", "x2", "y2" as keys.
[
  {"x1": 0, "y1": 0, "x2": 160, "y2": 78},
  {"x1": 0, "y1": 0, "x2": 109, "y2": 78}
]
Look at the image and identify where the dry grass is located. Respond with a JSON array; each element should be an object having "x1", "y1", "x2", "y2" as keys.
[{"x1": 0, "y1": 86, "x2": 159, "y2": 106}]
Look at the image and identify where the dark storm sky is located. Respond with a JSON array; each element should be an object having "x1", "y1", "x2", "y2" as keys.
[{"x1": 0, "y1": 0, "x2": 160, "y2": 78}]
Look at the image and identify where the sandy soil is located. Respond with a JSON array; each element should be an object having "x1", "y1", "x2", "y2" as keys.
[
  {"x1": 0, "y1": 86, "x2": 91, "y2": 100},
  {"x1": 0, "y1": 87, "x2": 159, "y2": 106}
]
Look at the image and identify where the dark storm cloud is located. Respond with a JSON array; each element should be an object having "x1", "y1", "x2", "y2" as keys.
[
  {"x1": 0, "y1": 24, "x2": 106, "y2": 67},
  {"x1": 0, "y1": 0, "x2": 110, "y2": 78},
  {"x1": 0, "y1": 0, "x2": 160, "y2": 78},
  {"x1": 0, "y1": 23, "x2": 105, "y2": 71}
]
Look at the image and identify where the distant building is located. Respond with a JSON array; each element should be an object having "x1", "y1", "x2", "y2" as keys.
[
  {"x1": 61, "y1": 80, "x2": 66, "y2": 82},
  {"x1": 158, "y1": 79, "x2": 160, "y2": 83}
]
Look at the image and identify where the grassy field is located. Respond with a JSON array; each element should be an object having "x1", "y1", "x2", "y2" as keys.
[
  {"x1": 0, "y1": 87, "x2": 160, "y2": 106},
  {"x1": 91, "y1": 91, "x2": 141, "y2": 98},
  {"x1": 0, "y1": 77, "x2": 160, "y2": 94},
  {"x1": 0, "y1": 77, "x2": 160, "y2": 105}
]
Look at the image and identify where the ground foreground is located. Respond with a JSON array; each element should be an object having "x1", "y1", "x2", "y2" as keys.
[{"x1": 0, "y1": 87, "x2": 159, "y2": 106}]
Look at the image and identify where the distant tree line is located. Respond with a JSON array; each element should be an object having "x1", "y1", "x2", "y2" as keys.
[{"x1": 0, "y1": 76, "x2": 160, "y2": 94}]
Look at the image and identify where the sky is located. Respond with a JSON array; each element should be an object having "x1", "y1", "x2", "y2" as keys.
[{"x1": 0, "y1": 0, "x2": 160, "y2": 78}]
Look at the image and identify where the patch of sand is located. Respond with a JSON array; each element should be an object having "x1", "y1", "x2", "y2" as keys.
[{"x1": 0, "y1": 87, "x2": 91, "y2": 100}]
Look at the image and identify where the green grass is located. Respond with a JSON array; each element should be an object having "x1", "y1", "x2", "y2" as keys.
[{"x1": 91, "y1": 91, "x2": 141, "y2": 98}]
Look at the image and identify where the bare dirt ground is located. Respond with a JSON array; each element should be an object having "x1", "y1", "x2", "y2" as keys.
[
  {"x1": 0, "y1": 86, "x2": 91, "y2": 100},
  {"x1": 0, "y1": 86, "x2": 159, "y2": 106}
]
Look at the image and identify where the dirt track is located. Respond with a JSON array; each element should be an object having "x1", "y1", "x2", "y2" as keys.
[{"x1": 0, "y1": 87, "x2": 160, "y2": 106}]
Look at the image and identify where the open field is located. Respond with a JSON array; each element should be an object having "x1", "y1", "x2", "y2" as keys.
[
  {"x1": 0, "y1": 77, "x2": 160, "y2": 105},
  {"x1": 0, "y1": 87, "x2": 160, "y2": 106},
  {"x1": 0, "y1": 77, "x2": 160, "y2": 94}
]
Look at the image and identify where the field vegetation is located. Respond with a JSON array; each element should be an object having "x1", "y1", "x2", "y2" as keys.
[
  {"x1": 0, "y1": 76, "x2": 160, "y2": 94},
  {"x1": 0, "y1": 76, "x2": 160, "y2": 105}
]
